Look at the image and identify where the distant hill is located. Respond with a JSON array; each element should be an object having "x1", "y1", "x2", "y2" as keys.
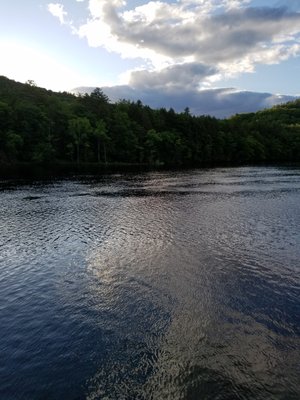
[{"x1": 0, "y1": 75, "x2": 300, "y2": 167}]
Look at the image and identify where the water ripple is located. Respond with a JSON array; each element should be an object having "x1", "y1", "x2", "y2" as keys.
[{"x1": 0, "y1": 166, "x2": 300, "y2": 399}]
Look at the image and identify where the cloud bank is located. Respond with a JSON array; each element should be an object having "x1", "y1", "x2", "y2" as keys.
[
  {"x1": 73, "y1": 85, "x2": 296, "y2": 118},
  {"x1": 50, "y1": 1, "x2": 300, "y2": 115}
]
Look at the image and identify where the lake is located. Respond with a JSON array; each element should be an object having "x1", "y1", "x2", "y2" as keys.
[{"x1": 0, "y1": 166, "x2": 299, "y2": 399}]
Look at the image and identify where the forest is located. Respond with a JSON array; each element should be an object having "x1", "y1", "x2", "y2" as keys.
[{"x1": 0, "y1": 75, "x2": 300, "y2": 167}]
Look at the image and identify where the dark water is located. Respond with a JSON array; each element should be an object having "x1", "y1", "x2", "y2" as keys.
[{"x1": 0, "y1": 166, "x2": 299, "y2": 400}]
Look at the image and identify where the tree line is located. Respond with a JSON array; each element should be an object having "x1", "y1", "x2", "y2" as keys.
[{"x1": 0, "y1": 75, "x2": 300, "y2": 166}]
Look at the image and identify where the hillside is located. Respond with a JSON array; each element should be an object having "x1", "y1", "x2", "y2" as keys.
[{"x1": 0, "y1": 76, "x2": 300, "y2": 166}]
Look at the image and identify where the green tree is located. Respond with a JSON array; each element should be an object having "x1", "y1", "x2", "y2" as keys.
[
  {"x1": 145, "y1": 129, "x2": 162, "y2": 164},
  {"x1": 93, "y1": 119, "x2": 109, "y2": 163},
  {"x1": 110, "y1": 109, "x2": 138, "y2": 162},
  {"x1": 4, "y1": 131, "x2": 23, "y2": 161},
  {"x1": 68, "y1": 117, "x2": 92, "y2": 163}
]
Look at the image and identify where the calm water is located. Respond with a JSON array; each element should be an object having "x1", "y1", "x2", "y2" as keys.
[{"x1": 0, "y1": 166, "x2": 300, "y2": 400}]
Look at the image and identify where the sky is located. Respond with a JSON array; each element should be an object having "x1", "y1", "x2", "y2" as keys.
[{"x1": 1, "y1": 0, "x2": 300, "y2": 117}]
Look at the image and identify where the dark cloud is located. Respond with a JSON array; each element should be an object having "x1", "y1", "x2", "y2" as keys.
[
  {"x1": 129, "y1": 63, "x2": 218, "y2": 89},
  {"x1": 193, "y1": 7, "x2": 300, "y2": 63},
  {"x1": 104, "y1": 4, "x2": 300, "y2": 64}
]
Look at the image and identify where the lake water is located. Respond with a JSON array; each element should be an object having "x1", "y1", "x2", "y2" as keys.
[{"x1": 0, "y1": 166, "x2": 299, "y2": 400}]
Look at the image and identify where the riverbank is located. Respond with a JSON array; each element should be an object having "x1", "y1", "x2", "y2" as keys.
[
  {"x1": 0, "y1": 162, "x2": 154, "y2": 179},
  {"x1": 1, "y1": 160, "x2": 300, "y2": 179}
]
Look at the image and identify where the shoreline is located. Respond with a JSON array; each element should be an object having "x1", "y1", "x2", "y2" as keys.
[{"x1": 1, "y1": 161, "x2": 300, "y2": 179}]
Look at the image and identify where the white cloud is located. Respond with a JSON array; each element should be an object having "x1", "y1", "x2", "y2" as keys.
[
  {"x1": 69, "y1": 1, "x2": 300, "y2": 87},
  {"x1": 55, "y1": 0, "x2": 300, "y2": 112},
  {"x1": 47, "y1": 3, "x2": 67, "y2": 24}
]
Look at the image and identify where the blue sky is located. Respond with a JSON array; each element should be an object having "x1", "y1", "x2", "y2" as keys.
[{"x1": 1, "y1": 0, "x2": 300, "y2": 116}]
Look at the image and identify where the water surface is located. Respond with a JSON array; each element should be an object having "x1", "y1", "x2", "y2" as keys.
[{"x1": 0, "y1": 166, "x2": 299, "y2": 399}]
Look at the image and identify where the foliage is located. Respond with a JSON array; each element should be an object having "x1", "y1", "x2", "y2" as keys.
[{"x1": 0, "y1": 75, "x2": 300, "y2": 166}]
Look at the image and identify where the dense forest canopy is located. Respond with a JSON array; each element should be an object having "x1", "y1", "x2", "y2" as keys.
[{"x1": 0, "y1": 75, "x2": 300, "y2": 166}]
